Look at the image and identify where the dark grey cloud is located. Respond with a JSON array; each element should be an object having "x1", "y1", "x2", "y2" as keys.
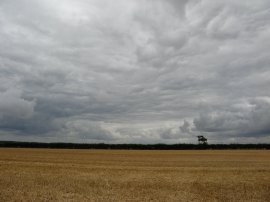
[
  {"x1": 0, "y1": 0, "x2": 270, "y2": 143},
  {"x1": 0, "y1": 89, "x2": 35, "y2": 119}
]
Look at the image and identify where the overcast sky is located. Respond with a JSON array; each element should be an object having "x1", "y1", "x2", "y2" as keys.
[{"x1": 0, "y1": 0, "x2": 270, "y2": 144}]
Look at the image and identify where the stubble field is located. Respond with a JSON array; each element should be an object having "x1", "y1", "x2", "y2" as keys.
[{"x1": 0, "y1": 148, "x2": 269, "y2": 202}]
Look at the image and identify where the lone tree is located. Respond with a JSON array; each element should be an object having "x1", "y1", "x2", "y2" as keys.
[{"x1": 197, "y1": 136, "x2": 208, "y2": 145}]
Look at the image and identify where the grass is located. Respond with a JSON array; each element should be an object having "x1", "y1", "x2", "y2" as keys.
[{"x1": 0, "y1": 148, "x2": 269, "y2": 201}]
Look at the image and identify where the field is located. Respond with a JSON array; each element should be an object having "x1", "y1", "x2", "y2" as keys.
[{"x1": 0, "y1": 149, "x2": 269, "y2": 201}]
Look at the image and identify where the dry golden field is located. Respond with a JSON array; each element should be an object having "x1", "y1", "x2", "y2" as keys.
[{"x1": 0, "y1": 148, "x2": 269, "y2": 202}]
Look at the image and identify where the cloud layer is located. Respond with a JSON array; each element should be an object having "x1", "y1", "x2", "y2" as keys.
[{"x1": 0, "y1": 0, "x2": 270, "y2": 143}]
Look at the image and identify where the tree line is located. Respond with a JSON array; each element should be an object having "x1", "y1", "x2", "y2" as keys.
[{"x1": 0, "y1": 141, "x2": 269, "y2": 150}]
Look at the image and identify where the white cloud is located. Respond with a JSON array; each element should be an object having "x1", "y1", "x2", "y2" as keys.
[{"x1": 192, "y1": 98, "x2": 270, "y2": 137}]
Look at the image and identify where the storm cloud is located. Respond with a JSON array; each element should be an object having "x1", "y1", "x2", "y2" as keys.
[{"x1": 0, "y1": 0, "x2": 270, "y2": 143}]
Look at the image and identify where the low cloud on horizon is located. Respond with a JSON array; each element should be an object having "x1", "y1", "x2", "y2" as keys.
[{"x1": 0, "y1": 0, "x2": 270, "y2": 144}]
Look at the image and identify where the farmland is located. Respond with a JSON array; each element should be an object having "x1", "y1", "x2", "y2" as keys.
[{"x1": 0, "y1": 149, "x2": 269, "y2": 201}]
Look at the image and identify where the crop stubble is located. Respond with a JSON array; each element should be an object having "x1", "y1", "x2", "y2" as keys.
[{"x1": 0, "y1": 148, "x2": 269, "y2": 201}]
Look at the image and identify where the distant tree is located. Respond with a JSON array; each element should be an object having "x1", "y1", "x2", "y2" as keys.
[{"x1": 197, "y1": 136, "x2": 208, "y2": 145}]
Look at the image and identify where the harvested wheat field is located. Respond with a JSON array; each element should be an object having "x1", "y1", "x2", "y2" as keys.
[{"x1": 0, "y1": 148, "x2": 269, "y2": 202}]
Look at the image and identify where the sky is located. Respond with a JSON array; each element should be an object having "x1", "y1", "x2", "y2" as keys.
[{"x1": 0, "y1": 0, "x2": 270, "y2": 144}]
